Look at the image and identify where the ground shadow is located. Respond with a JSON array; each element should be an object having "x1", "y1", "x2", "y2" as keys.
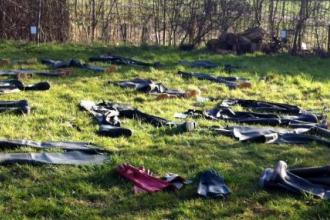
[{"x1": 2, "y1": 42, "x2": 329, "y2": 82}]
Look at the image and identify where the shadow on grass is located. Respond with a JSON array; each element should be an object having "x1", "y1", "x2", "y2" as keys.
[{"x1": 2, "y1": 41, "x2": 329, "y2": 82}]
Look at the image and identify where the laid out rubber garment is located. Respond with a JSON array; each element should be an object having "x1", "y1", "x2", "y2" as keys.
[
  {"x1": 41, "y1": 58, "x2": 104, "y2": 72},
  {"x1": 0, "y1": 69, "x2": 71, "y2": 78},
  {"x1": 214, "y1": 126, "x2": 330, "y2": 147},
  {"x1": 80, "y1": 100, "x2": 197, "y2": 138},
  {"x1": 260, "y1": 161, "x2": 330, "y2": 200},
  {"x1": 89, "y1": 54, "x2": 161, "y2": 68},
  {"x1": 0, "y1": 151, "x2": 107, "y2": 165},
  {"x1": 178, "y1": 60, "x2": 241, "y2": 73},
  {"x1": 111, "y1": 78, "x2": 186, "y2": 98},
  {"x1": 177, "y1": 108, "x2": 323, "y2": 128},
  {"x1": 197, "y1": 170, "x2": 231, "y2": 198},
  {"x1": 117, "y1": 164, "x2": 186, "y2": 193},
  {"x1": 0, "y1": 79, "x2": 50, "y2": 94},
  {"x1": 219, "y1": 99, "x2": 326, "y2": 125},
  {"x1": 0, "y1": 140, "x2": 108, "y2": 153},
  {"x1": 220, "y1": 98, "x2": 303, "y2": 115},
  {"x1": 0, "y1": 140, "x2": 109, "y2": 165},
  {"x1": 178, "y1": 60, "x2": 219, "y2": 69},
  {"x1": 0, "y1": 100, "x2": 30, "y2": 114},
  {"x1": 176, "y1": 99, "x2": 325, "y2": 128},
  {"x1": 178, "y1": 71, "x2": 251, "y2": 89}
]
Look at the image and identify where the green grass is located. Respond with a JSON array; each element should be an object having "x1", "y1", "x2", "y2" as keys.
[{"x1": 0, "y1": 40, "x2": 329, "y2": 219}]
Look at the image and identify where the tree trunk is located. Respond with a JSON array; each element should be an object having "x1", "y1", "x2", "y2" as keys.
[
  {"x1": 328, "y1": 25, "x2": 330, "y2": 52},
  {"x1": 162, "y1": 0, "x2": 166, "y2": 45},
  {"x1": 292, "y1": 0, "x2": 309, "y2": 54}
]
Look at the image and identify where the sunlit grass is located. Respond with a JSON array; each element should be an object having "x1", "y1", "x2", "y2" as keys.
[{"x1": 0, "y1": 41, "x2": 329, "y2": 219}]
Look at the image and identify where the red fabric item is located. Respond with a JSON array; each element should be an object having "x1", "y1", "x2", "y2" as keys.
[{"x1": 117, "y1": 164, "x2": 171, "y2": 193}]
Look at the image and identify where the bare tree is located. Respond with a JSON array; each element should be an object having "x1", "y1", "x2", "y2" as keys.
[
  {"x1": 1, "y1": 0, "x2": 330, "y2": 52},
  {"x1": 292, "y1": 0, "x2": 311, "y2": 54}
]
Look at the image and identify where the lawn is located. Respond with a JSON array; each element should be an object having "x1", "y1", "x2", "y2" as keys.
[{"x1": 0, "y1": 40, "x2": 329, "y2": 219}]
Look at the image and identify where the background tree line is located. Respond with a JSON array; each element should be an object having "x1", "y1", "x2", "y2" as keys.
[
  {"x1": 0, "y1": 0, "x2": 69, "y2": 41},
  {"x1": 1, "y1": 0, "x2": 330, "y2": 51}
]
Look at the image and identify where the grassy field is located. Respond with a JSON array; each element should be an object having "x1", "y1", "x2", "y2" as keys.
[{"x1": 0, "y1": 40, "x2": 329, "y2": 219}]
